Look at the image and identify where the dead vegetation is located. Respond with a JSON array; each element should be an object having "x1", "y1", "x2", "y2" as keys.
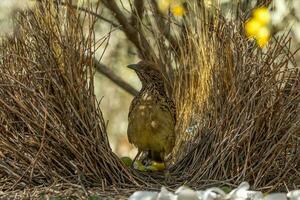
[
  {"x1": 0, "y1": 0, "x2": 299, "y2": 198},
  {"x1": 170, "y1": 9, "x2": 300, "y2": 191},
  {"x1": 0, "y1": 1, "x2": 139, "y2": 191}
]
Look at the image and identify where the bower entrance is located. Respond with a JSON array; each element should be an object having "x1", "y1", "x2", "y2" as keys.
[{"x1": 0, "y1": 1, "x2": 299, "y2": 198}]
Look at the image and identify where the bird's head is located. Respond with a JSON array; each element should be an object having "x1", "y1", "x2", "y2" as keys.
[{"x1": 127, "y1": 61, "x2": 163, "y2": 86}]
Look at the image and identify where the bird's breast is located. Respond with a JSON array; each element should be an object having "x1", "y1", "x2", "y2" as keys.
[{"x1": 127, "y1": 98, "x2": 175, "y2": 153}]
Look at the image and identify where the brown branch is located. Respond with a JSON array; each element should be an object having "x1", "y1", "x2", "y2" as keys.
[
  {"x1": 59, "y1": 1, "x2": 120, "y2": 28},
  {"x1": 58, "y1": 2, "x2": 138, "y2": 96},
  {"x1": 130, "y1": 0, "x2": 145, "y2": 29},
  {"x1": 93, "y1": 58, "x2": 138, "y2": 96},
  {"x1": 100, "y1": 0, "x2": 156, "y2": 60},
  {"x1": 101, "y1": 0, "x2": 141, "y2": 47},
  {"x1": 256, "y1": 0, "x2": 273, "y2": 7},
  {"x1": 150, "y1": 0, "x2": 179, "y2": 50}
]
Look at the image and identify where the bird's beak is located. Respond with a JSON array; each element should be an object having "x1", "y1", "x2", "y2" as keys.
[{"x1": 127, "y1": 64, "x2": 139, "y2": 70}]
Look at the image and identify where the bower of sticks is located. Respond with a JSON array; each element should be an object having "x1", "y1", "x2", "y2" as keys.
[{"x1": 0, "y1": 0, "x2": 299, "y2": 198}]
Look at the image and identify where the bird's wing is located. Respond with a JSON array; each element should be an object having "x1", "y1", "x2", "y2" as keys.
[
  {"x1": 154, "y1": 85, "x2": 176, "y2": 123},
  {"x1": 127, "y1": 96, "x2": 140, "y2": 144},
  {"x1": 128, "y1": 96, "x2": 139, "y2": 118},
  {"x1": 159, "y1": 96, "x2": 176, "y2": 124}
]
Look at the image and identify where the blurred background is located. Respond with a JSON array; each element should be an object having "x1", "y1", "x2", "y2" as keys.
[
  {"x1": 93, "y1": 0, "x2": 300, "y2": 159},
  {"x1": 94, "y1": 28, "x2": 139, "y2": 158},
  {"x1": 0, "y1": 0, "x2": 299, "y2": 159}
]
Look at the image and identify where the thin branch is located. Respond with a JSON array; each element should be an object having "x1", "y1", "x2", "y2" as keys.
[
  {"x1": 130, "y1": 0, "x2": 145, "y2": 29},
  {"x1": 93, "y1": 58, "x2": 138, "y2": 96},
  {"x1": 101, "y1": 0, "x2": 140, "y2": 46},
  {"x1": 150, "y1": 0, "x2": 179, "y2": 50},
  {"x1": 256, "y1": 0, "x2": 273, "y2": 7},
  {"x1": 56, "y1": 1, "x2": 138, "y2": 96},
  {"x1": 59, "y1": 1, "x2": 120, "y2": 28},
  {"x1": 100, "y1": 0, "x2": 156, "y2": 60},
  {"x1": 61, "y1": 0, "x2": 156, "y2": 60}
]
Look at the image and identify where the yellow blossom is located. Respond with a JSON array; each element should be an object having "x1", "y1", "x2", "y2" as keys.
[
  {"x1": 171, "y1": 3, "x2": 185, "y2": 17},
  {"x1": 253, "y1": 7, "x2": 271, "y2": 26},
  {"x1": 256, "y1": 26, "x2": 270, "y2": 47},
  {"x1": 244, "y1": 7, "x2": 271, "y2": 48},
  {"x1": 245, "y1": 18, "x2": 262, "y2": 38}
]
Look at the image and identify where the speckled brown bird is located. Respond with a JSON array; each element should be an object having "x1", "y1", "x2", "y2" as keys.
[{"x1": 127, "y1": 61, "x2": 176, "y2": 164}]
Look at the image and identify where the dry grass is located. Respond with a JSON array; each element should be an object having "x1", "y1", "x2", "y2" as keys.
[
  {"x1": 165, "y1": 3, "x2": 300, "y2": 191},
  {"x1": 0, "y1": 0, "x2": 299, "y2": 198},
  {"x1": 0, "y1": 1, "x2": 140, "y2": 191}
]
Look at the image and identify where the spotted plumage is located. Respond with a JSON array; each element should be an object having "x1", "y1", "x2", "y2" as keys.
[{"x1": 127, "y1": 61, "x2": 176, "y2": 163}]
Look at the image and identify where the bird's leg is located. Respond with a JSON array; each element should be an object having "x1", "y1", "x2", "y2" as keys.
[
  {"x1": 161, "y1": 152, "x2": 167, "y2": 170},
  {"x1": 141, "y1": 150, "x2": 151, "y2": 166},
  {"x1": 131, "y1": 149, "x2": 142, "y2": 168},
  {"x1": 165, "y1": 152, "x2": 174, "y2": 168},
  {"x1": 161, "y1": 151, "x2": 172, "y2": 181}
]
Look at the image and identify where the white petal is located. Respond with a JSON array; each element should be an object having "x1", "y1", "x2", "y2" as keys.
[
  {"x1": 237, "y1": 182, "x2": 250, "y2": 190},
  {"x1": 204, "y1": 187, "x2": 226, "y2": 196},
  {"x1": 244, "y1": 191, "x2": 264, "y2": 200},
  {"x1": 158, "y1": 187, "x2": 177, "y2": 200},
  {"x1": 225, "y1": 182, "x2": 264, "y2": 200},
  {"x1": 196, "y1": 191, "x2": 205, "y2": 199},
  {"x1": 175, "y1": 186, "x2": 192, "y2": 194},
  {"x1": 264, "y1": 193, "x2": 287, "y2": 200},
  {"x1": 227, "y1": 182, "x2": 250, "y2": 198},
  {"x1": 128, "y1": 191, "x2": 158, "y2": 200},
  {"x1": 287, "y1": 190, "x2": 300, "y2": 200},
  {"x1": 175, "y1": 186, "x2": 198, "y2": 200},
  {"x1": 202, "y1": 190, "x2": 219, "y2": 200},
  {"x1": 177, "y1": 192, "x2": 198, "y2": 200}
]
